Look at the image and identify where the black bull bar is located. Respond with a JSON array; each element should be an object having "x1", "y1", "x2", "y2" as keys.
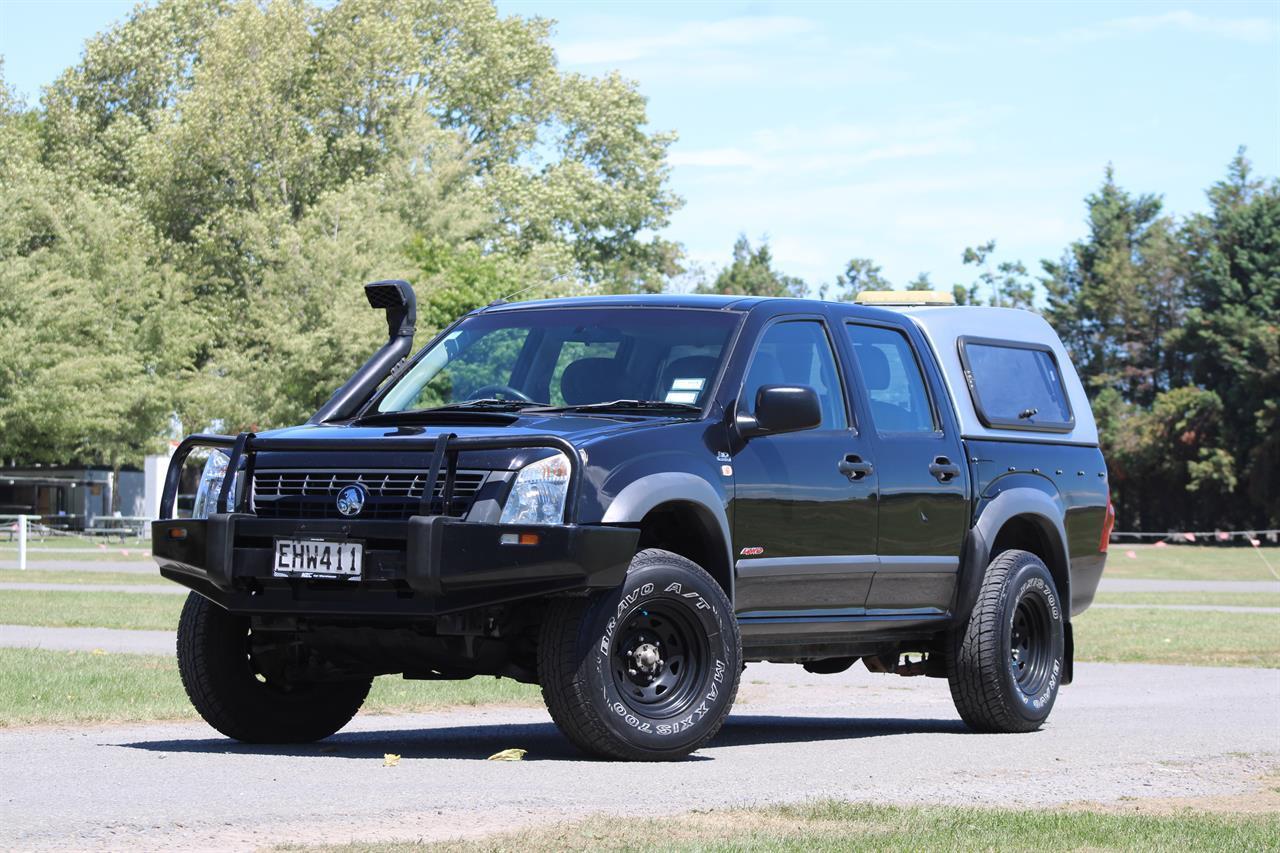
[{"x1": 152, "y1": 432, "x2": 638, "y2": 616}]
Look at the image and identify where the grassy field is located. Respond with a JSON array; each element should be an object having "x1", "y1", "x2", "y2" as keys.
[
  {"x1": 276, "y1": 800, "x2": 1280, "y2": 852},
  {"x1": 0, "y1": 569, "x2": 164, "y2": 586},
  {"x1": 0, "y1": 549, "x2": 152, "y2": 563},
  {"x1": 1093, "y1": 590, "x2": 1280, "y2": 608},
  {"x1": 0, "y1": 647, "x2": 541, "y2": 728},
  {"x1": 0, "y1": 535, "x2": 152, "y2": 562},
  {"x1": 0, "y1": 589, "x2": 181, "y2": 631},
  {"x1": 1073, "y1": 607, "x2": 1279, "y2": 668},
  {"x1": 0, "y1": 534, "x2": 150, "y2": 551},
  {"x1": 1103, "y1": 544, "x2": 1279, "y2": 581}
]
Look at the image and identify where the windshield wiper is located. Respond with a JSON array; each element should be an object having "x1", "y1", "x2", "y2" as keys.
[
  {"x1": 356, "y1": 398, "x2": 544, "y2": 423},
  {"x1": 428, "y1": 398, "x2": 546, "y2": 411},
  {"x1": 530, "y1": 399, "x2": 702, "y2": 415}
]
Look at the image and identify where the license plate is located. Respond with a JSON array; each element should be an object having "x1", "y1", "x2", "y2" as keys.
[{"x1": 273, "y1": 539, "x2": 363, "y2": 580}]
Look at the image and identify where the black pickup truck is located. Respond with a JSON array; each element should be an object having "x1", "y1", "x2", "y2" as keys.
[{"x1": 154, "y1": 281, "x2": 1111, "y2": 760}]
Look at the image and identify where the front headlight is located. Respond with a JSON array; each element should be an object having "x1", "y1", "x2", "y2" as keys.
[
  {"x1": 191, "y1": 450, "x2": 241, "y2": 519},
  {"x1": 499, "y1": 452, "x2": 571, "y2": 525}
]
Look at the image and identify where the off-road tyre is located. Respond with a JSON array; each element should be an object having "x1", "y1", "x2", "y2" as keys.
[
  {"x1": 538, "y1": 549, "x2": 741, "y2": 761},
  {"x1": 947, "y1": 549, "x2": 1065, "y2": 733},
  {"x1": 176, "y1": 592, "x2": 372, "y2": 743}
]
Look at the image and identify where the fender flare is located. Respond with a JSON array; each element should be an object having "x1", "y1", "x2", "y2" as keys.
[
  {"x1": 958, "y1": 487, "x2": 1071, "y2": 625},
  {"x1": 601, "y1": 472, "x2": 734, "y2": 600}
]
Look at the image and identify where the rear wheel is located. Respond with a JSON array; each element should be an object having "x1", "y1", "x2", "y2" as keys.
[
  {"x1": 947, "y1": 549, "x2": 1065, "y2": 733},
  {"x1": 176, "y1": 592, "x2": 371, "y2": 743},
  {"x1": 538, "y1": 549, "x2": 741, "y2": 760}
]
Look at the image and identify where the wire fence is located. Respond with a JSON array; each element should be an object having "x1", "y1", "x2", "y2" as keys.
[{"x1": 1111, "y1": 528, "x2": 1280, "y2": 545}]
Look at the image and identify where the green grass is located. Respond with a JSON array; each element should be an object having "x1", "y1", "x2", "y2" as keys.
[
  {"x1": 274, "y1": 800, "x2": 1280, "y2": 852},
  {"x1": 1094, "y1": 590, "x2": 1280, "y2": 609},
  {"x1": 1103, "y1": 544, "x2": 1279, "y2": 581},
  {"x1": 0, "y1": 536, "x2": 152, "y2": 562},
  {"x1": 0, "y1": 589, "x2": 182, "y2": 630},
  {"x1": 1074, "y1": 606, "x2": 1280, "y2": 668},
  {"x1": 0, "y1": 647, "x2": 540, "y2": 727},
  {"x1": 0, "y1": 549, "x2": 153, "y2": 563},
  {"x1": 0, "y1": 535, "x2": 150, "y2": 551},
  {"x1": 0, "y1": 569, "x2": 166, "y2": 586}
]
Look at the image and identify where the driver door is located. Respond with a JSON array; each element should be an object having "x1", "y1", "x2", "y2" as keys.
[{"x1": 731, "y1": 317, "x2": 879, "y2": 617}]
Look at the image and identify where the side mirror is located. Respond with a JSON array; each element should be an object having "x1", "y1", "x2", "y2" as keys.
[{"x1": 736, "y1": 385, "x2": 822, "y2": 438}]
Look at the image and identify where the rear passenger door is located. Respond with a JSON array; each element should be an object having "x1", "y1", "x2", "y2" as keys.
[{"x1": 842, "y1": 320, "x2": 968, "y2": 614}]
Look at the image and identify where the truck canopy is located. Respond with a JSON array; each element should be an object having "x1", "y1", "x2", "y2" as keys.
[{"x1": 895, "y1": 306, "x2": 1098, "y2": 446}]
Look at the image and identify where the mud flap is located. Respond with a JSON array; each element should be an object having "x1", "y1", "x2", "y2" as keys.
[{"x1": 1062, "y1": 621, "x2": 1074, "y2": 685}]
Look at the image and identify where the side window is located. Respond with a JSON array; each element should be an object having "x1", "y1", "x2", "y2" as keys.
[
  {"x1": 845, "y1": 324, "x2": 936, "y2": 434},
  {"x1": 959, "y1": 339, "x2": 1073, "y2": 431},
  {"x1": 742, "y1": 320, "x2": 846, "y2": 429}
]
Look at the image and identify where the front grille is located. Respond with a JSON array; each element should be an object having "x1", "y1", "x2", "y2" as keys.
[{"x1": 252, "y1": 469, "x2": 488, "y2": 520}]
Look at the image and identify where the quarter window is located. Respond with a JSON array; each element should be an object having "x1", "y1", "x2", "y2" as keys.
[
  {"x1": 959, "y1": 338, "x2": 1073, "y2": 431},
  {"x1": 845, "y1": 324, "x2": 937, "y2": 434},
  {"x1": 742, "y1": 321, "x2": 847, "y2": 429}
]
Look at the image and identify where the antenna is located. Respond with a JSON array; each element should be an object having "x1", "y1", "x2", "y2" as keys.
[{"x1": 489, "y1": 272, "x2": 575, "y2": 307}]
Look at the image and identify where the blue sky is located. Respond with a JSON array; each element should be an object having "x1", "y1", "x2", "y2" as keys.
[{"x1": 3, "y1": 1, "x2": 1277, "y2": 296}]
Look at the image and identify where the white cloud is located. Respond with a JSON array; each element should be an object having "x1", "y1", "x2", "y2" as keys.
[
  {"x1": 558, "y1": 15, "x2": 816, "y2": 65},
  {"x1": 668, "y1": 147, "x2": 761, "y2": 169},
  {"x1": 669, "y1": 111, "x2": 985, "y2": 177},
  {"x1": 905, "y1": 10, "x2": 1277, "y2": 56},
  {"x1": 1071, "y1": 10, "x2": 1277, "y2": 44}
]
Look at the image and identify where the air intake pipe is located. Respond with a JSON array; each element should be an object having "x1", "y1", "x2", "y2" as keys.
[{"x1": 308, "y1": 280, "x2": 417, "y2": 424}]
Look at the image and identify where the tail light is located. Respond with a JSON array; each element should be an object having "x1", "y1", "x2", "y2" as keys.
[{"x1": 1100, "y1": 496, "x2": 1115, "y2": 553}]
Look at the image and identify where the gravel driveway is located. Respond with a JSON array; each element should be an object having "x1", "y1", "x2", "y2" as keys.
[{"x1": 1, "y1": 662, "x2": 1276, "y2": 851}]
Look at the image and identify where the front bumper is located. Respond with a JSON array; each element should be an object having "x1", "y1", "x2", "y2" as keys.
[{"x1": 153, "y1": 515, "x2": 638, "y2": 617}]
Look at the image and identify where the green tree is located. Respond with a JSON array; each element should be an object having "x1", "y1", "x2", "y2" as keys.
[
  {"x1": 906, "y1": 272, "x2": 933, "y2": 291},
  {"x1": 1042, "y1": 156, "x2": 1276, "y2": 529},
  {"x1": 1103, "y1": 386, "x2": 1237, "y2": 530},
  {"x1": 2, "y1": 0, "x2": 687, "y2": 461},
  {"x1": 697, "y1": 235, "x2": 806, "y2": 298},
  {"x1": 826, "y1": 257, "x2": 891, "y2": 300},
  {"x1": 1042, "y1": 169, "x2": 1185, "y2": 407},
  {"x1": 1174, "y1": 149, "x2": 1280, "y2": 526},
  {"x1": 961, "y1": 240, "x2": 1036, "y2": 309},
  {"x1": 949, "y1": 282, "x2": 978, "y2": 305},
  {"x1": 41, "y1": 0, "x2": 681, "y2": 296},
  {"x1": 0, "y1": 149, "x2": 192, "y2": 475}
]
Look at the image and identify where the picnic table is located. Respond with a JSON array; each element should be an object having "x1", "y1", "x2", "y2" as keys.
[
  {"x1": 85, "y1": 516, "x2": 151, "y2": 539},
  {"x1": 1, "y1": 516, "x2": 50, "y2": 543}
]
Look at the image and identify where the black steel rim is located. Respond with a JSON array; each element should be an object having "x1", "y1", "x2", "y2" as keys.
[
  {"x1": 1009, "y1": 590, "x2": 1054, "y2": 696},
  {"x1": 611, "y1": 599, "x2": 708, "y2": 717},
  {"x1": 245, "y1": 626, "x2": 302, "y2": 693}
]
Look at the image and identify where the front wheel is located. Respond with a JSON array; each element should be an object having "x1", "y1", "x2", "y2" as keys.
[
  {"x1": 176, "y1": 592, "x2": 372, "y2": 743},
  {"x1": 947, "y1": 549, "x2": 1065, "y2": 733},
  {"x1": 538, "y1": 549, "x2": 742, "y2": 761}
]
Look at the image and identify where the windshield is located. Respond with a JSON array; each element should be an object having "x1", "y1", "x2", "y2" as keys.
[{"x1": 374, "y1": 307, "x2": 742, "y2": 413}]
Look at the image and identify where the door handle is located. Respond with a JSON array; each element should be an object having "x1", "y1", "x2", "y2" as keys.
[
  {"x1": 838, "y1": 454, "x2": 874, "y2": 481},
  {"x1": 929, "y1": 456, "x2": 961, "y2": 483}
]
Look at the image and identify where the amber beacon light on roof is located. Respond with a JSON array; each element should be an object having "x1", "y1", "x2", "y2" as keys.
[{"x1": 853, "y1": 290, "x2": 956, "y2": 306}]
